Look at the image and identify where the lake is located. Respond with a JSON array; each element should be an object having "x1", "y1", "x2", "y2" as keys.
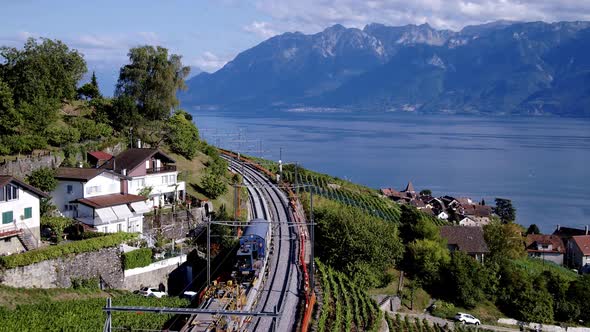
[{"x1": 189, "y1": 109, "x2": 590, "y2": 233}]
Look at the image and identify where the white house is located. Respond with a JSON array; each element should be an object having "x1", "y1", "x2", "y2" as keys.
[
  {"x1": 101, "y1": 148, "x2": 186, "y2": 208},
  {"x1": 0, "y1": 175, "x2": 48, "y2": 255},
  {"x1": 52, "y1": 168, "x2": 150, "y2": 234},
  {"x1": 569, "y1": 235, "x2": 590, "y2": 271}
]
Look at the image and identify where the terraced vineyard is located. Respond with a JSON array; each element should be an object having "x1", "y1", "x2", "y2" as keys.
[
  {"x1": 316, "y1": 260, "x2": 382, "y2": 332},
  {"x1": 281, "y1": 166, "x2": 402, "y2": 223},
  {"x1": 385, "y1": 313, "x2": 495, "y2": 332}
]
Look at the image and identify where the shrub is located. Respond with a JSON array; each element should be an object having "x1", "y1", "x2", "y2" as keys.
[
  {"x1": 27, "y1": 167, "x2": 58, "y2": 192},
  {"x1": 122, "y1": 248, "x2": 153, "y2": 270},
  {"x1": 0, "y1": 232, "x2": 136, "y2": 268},
  {"x1": 40, "y1": 216, "x2": 75, "y2": 243},
  {"x1": 68, "y1": 117, "x2": 113, "y2": 140},
  {"x1": 431, "y1": 300, "x2": 457, "y2": 319},
  {"x1": 46, "y1": 123, "x2": 81, "y2": 146},
  {"x1": 71, "y1": 277, "x2": 99, "y2": 290},
  {"x1": 200, "y1": 172, "x2": 227, "y2": 199},
  {"x1": 0, "y1": 134, "x2": 47, "y2": 154},
  {"x1": 166, "y1": 110, "x2": 199, "y2": 159}
]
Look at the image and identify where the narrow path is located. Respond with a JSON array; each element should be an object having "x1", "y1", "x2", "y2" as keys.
[{"x1": 388, "y1": 311, "x2": 520, "y2": 332}]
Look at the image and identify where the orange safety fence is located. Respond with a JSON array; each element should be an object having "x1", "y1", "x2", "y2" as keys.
[{"x1": 220, "y1": 150, "x2": 315, "y2": 332}]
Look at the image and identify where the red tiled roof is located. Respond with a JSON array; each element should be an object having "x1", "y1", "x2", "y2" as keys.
[
  {"x1": 440, "y1": 226, "x2": 489, "y2": 254},
  {"x1": 0, "y1": 175, "x2": 49, "y2": 198},
  {"x1": 525, "y1": 234, "x2": 565, "y2": 254},
  {"x1": 73, "y1": 193, "x2": 147, "y2": 209},
  {"x1": 572, "y1": 235, "x2": 590, "y2": 256},
  {"x1": 88, "y1": 151, "x2": 113, "y2": 160}
]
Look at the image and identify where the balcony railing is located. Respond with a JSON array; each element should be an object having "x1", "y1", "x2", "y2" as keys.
[{"x1": 146, "y1": 165, "x2": 177, "y2": 174}]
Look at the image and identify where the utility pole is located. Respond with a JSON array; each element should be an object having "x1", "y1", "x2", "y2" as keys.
[
  {"x1": 310, "y1": 190, "x2": 315, "y2": 292},
  {"x1": 278, "y1": 147, "x2": 283, "y2": 183},
  {"x1": 105, "y1": 298, "x2": 112, "y2": 332},
  {"x1": 207, "y1": 216, "x2": 211, "y2": 286}
]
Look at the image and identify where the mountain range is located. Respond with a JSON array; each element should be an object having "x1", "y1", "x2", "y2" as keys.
[{"x1": 181, "y1": 21, "x2": 590, "y2": 117}]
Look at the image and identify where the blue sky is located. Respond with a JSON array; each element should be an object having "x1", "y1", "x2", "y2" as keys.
[{"x1": 2, "y1": 0, "x2": 589, "y2": 95}]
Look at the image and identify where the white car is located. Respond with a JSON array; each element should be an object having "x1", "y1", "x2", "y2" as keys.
[
  {"x1": 138, "y1": 287, "x2": 167, "y2": 298},
  {"x1": 455, "y1": 313, "x2": 481, "y2": 325}
]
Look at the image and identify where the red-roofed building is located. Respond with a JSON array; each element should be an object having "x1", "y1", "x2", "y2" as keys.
[
  {"x1": 51, "y1": 167, "x2": 149, "y2": 234},
  {"x1": 526, "y1": 234, "x2": 565, "y2": 265},
  {"x1": 569, "y1": 235, "x2": 590, "y2": 270},
  {"x1": 87, "y1": 151, "x2": 113, "y2": 168}
]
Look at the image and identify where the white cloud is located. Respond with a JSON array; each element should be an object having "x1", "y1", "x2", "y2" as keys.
[
  {"x1": 192, "y1": 51, "x2": 230, "y2": 72},
  {"x1": 243, "y1": 21, "x2": 278, "y2": 38},
  {"x1": 70, "y1": 32, "x2": 163, "y2": 63},
  {"x1": 254, "y1": 0, "x2": 590, "y2": 32}
]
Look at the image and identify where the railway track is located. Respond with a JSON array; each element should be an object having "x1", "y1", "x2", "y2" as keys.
[
  {"x1": 180, "y1": 155, "x2": 300, "y2": 332},
  {"x1": 223, "y1": 155, "x2": 301, "y2": 332}
]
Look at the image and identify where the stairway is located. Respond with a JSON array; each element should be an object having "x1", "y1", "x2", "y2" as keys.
[{"x1": 17, "y1": 230, "x2": 38, "y2": 251}]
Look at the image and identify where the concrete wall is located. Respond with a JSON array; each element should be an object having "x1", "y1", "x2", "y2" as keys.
[
  {"x1": 528, "y1": 252, "x2": 564, "y2": 266},
  {"x1": 122, "y1": 255, "x2": 186, "y2": 291},
  {"x1": 0, "y1": 236, "x2": 25, "y2": 256},
  {"x1": 0, "y1": 247, "x2": 124, "y2": 289}
]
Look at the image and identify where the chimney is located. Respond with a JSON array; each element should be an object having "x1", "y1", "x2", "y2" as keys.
[
  {"x1": 585, "y1": 225, "x2": 588, "y2": 236},
  {"x1": 137, "y1": 139, "x2": 142, "y2": 149},
  {"x1": 557, "y1": 224, "x2": 560, "y2": 231}
]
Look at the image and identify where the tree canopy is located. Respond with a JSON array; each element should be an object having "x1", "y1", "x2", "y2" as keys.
[
  {"x1": 494, "y1": 198, "x2": 516, "y2": 223},
  {"x1": 314, "y1": 200, "x2": 404, "y2": 288},
  {"x1": 166, "y1": 110, "x2": 199, "y2": 159},
  {"x1": 0, "y1": 38, "x2": 86, "y2": 105},
  {"x1": 116, "y1": 46, "x2": 190, "y2": 121}
]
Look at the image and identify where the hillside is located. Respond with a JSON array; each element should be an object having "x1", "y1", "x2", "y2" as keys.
[{"x1": 181, "y1": 20, "x2": 590, "y2": 117}]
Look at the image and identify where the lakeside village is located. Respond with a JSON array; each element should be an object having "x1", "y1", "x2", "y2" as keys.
[{"x1": 381, "y1": 183, "x2": 590, "y2": 272}]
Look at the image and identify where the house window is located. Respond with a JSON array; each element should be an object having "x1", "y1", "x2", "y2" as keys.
[
  {"x1": 66, "y1": 185, "x2": 73, "y2": 194},
  {"x1": 133, "y1": 178, "x2": 145, "y2": 188},
  {"x1": 24, "y1": 207, "x2": 32, "y2": 219},
  {"x1": 2, "y1": 211, "x2": 13, "y2": 224},
  {"x1": 86, "y1": 186, "x2": 101, "y2": 195},
  {"x1": 1, "y1": 184, "x2": 19, "y2": 201},
  {"x1": 162, "y1": 175, "x2": 175, "y2": 184},
  {"x1": 146, "y1": 160, "x2": 150, "y2": 169}
]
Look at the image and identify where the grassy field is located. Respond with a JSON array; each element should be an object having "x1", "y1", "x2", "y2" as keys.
[
  {"x1": 0, "y1": 285, "x2": 189, "y2": 331},
  {"x1": 170, "y1": 150, "x2": 247, "y2": 219},
  {"x1": 0, "y1": 285, "x2": 123, "y2": 309}
]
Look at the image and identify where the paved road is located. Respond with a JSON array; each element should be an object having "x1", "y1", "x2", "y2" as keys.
[{"x1": 388, "y1": 311, "x2": 520, "y2": 332}]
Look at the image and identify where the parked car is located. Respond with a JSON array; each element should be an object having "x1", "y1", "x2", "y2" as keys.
[
  {"x1": 454, "y1": 313, "x2": 481, "y2": 325},
  {"x1": 138, "y1": 287, "x2": 167, "y2": 298}
]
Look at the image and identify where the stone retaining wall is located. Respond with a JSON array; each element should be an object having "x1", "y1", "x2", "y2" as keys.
[{"x1": 0, "y1": 247, "x2": 124, "y2": 288}]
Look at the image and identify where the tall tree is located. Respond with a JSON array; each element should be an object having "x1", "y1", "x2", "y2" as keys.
[
  {"x1": 484, "y1": 219, "x2": 526, "y2": 262},
  {"x1": 526, "y1": 224, "x2": 541, "y2": 235},
  {"x1": 494, "y1": 198, "x2": 516, "y2": 223},
  {"x1": 116, "y1": 46, "x2": 190, "y2": 120},
  {"x1": 0, "y1": 38, "x2": 86, "y2": 105},
  {"x1": 77, "y1": 71, "x2": 101, "y2": 100},
  {"x1": 0, "y1": 78, "x2": 21, "y2": 135},
  {"x1": 166, "y1": 110, "x2": 199, "y2": 159}
]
